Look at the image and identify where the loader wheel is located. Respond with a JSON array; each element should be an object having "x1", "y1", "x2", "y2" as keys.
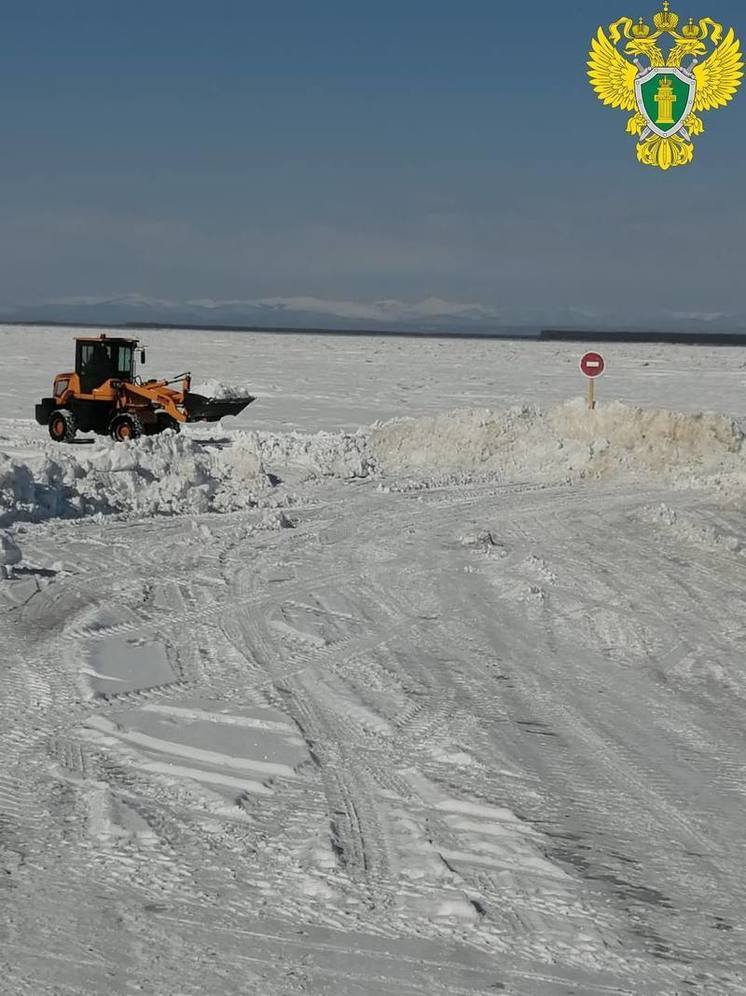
[
  {"x1": 109, "y1": 413, "x2": 143, "y2": 442},
  {"x1": 48, "y1": 409, "x2": 77, "y2": 443},
  {"x1": 155, "y1": 412, "x2": 181, "y2": 435}
]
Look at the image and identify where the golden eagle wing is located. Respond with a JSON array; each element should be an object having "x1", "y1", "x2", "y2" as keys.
[
  {"x1": 588, "y1": 27, "x2": 637, "y2": 111},
  {"x1": 693, "y1": 28, "x2": 744, "y2": 111}
]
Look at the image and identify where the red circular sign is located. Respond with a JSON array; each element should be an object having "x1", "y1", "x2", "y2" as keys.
[{"x1": 580, "y1": 351, "x2": 606, "y2": 378}]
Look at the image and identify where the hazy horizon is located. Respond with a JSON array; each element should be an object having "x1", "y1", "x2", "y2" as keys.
[{"x1": 2, "y1": 1, "x2": 744, "y2": 324}]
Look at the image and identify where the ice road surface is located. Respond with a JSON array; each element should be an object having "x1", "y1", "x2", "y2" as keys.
[{"x1": 2, "y1": 323, "x2": 746, "y2": 995}]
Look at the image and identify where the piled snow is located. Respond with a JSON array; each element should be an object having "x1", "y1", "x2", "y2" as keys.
[
  {"x1": 189, "y1": 380, "x2": 254, "y2": 400},
  {"x1": 0, "y1": 528, "x2": 22, "y2": 578},
  {"x1": 0, "y1": 434, "x2": 266, "y2": 526},
  {"x1": 0, "y1": 422, "x2": 376, "y2": 528},
  {"x1": 1, "y1": 400, "x2": 743, "y2": 529},
  {"x1": 250, "y1": 428, "x2": 374, "y2": 481},
  {"x1": 371, "y1": 400, "x2": 745, "y2": 486}
]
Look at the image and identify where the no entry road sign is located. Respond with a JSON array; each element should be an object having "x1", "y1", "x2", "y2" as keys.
[{"x1": 580, "y1": 351, "x2": 605, "y2": 378}]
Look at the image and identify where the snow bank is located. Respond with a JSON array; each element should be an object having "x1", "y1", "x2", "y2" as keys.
[
  {"x1": 250, "y1": 428, "x2": 374, "y2": 481},
  {"x1": 189, "y1": 380, "x2": 254, "y2": 400},
  {"x1": 1, "y1": 399, "x2": 743, "y2": 529},
  {"x1": 0, "y1": 528, "x2": 22, "y2": 578},
  {"x1": 0, "y1": 422, "x2": 375, "y2": 528},
  {"x1": 0, "y1": 434, "x2": 266, "y2": 526},
  {"x1": 371, "y1": 400, "x2": 745, "y2": 486}
]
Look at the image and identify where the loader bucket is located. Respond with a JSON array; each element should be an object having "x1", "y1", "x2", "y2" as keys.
[{"x1": 183, "y1": 392, "x2": 256, "y2": 423}]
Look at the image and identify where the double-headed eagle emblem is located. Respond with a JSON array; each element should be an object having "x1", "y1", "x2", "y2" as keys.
[{"x1": 588, "y1": 2, "x2": 743, "y2": 169}]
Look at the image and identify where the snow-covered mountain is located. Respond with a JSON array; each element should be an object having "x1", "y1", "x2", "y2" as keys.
[
  {"x1": 3, "y1": 293, "x2": 745, "y2": 336},
  {"x1": 0, "y1": 293, "x2": 510, "y2": 332},
  {"x1": 0, "y1": 293, "x2": 624, "y2": 334}
]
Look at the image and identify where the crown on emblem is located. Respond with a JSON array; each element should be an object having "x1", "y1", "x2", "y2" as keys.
[
  {"x1": 653, "y1": 0, "x2": 679, "y2": 31},
  {"x1": 589, "y1": 1, "x2": 743, "y2": 171}
]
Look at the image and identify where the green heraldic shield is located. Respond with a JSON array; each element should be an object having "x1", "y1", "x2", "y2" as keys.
[{"x1": 587, "y1": 2, "x2": 743, "y2": 169}]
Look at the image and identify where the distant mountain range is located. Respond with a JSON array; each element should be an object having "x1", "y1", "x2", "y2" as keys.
[
  {"x1": 0, "y1": 294, "x2": 514, "y2": 333},
  {"x1": 1, "y1": 293, "x2": 744, "y2": 337}
]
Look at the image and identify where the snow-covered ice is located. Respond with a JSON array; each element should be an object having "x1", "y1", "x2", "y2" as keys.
[{"x1": 2, "y1": 323, "x2": 746, "y2": 995}]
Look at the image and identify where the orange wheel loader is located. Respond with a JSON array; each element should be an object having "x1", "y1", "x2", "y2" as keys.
[{"x1": 35, "y1": 334, "x2": 255, "y2": 442}]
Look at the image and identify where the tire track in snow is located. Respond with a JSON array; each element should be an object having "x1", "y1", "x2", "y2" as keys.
[
  {"x1": 211, "y1": 484, "x2": 663, "y2": 981},
  {"x1": 3, "y1": 470, "x2": 735, "y2": 992},
  {"x1": 438, "y1": 488, "x2": 746, "y2": 977}
]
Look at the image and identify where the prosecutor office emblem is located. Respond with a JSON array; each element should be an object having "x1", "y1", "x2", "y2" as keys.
[{"x1": 588, "y1": 2, "x2": 743, "y2": 169}]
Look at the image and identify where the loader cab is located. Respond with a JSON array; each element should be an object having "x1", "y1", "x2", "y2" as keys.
[{"x1": 75, "y1": 336, "x2": 137, "y2": 392}]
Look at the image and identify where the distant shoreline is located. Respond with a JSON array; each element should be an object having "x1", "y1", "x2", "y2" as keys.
[
  {"x1": 540, "y1": 329, "x2": 746, "y2": 346},
  {"x1": 2, "y1": 319, "x2": 746, "y2": 346},
  {"x1": 0, "y1": 319, "x2": 536, "y2": 341}
]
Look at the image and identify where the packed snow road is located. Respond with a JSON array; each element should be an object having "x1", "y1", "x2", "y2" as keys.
[{"x1": 2, "y1": 326, "x2": 746, "y2": 995}]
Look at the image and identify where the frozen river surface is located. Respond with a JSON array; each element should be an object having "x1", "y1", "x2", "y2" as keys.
[{"x1": 1, "y1": 325, "x2": 746, "y2": 995}]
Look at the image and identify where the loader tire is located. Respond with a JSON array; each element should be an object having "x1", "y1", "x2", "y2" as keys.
[
  {"x1": 109, "y1": 413, "x2": 143, "y2": 442},
  {"x1": 155, "y1": 412, "x2": 181, "y2": 435},
  {"x1": 48, "y1": 409, "x2": 77, "y2": 443}
]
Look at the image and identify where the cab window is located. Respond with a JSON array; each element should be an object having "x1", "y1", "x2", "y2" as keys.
[{"x1": 112, "y1": 345, "x2": 134, "y2": 379}]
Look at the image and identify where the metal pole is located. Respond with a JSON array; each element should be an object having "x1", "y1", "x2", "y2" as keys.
[{"x1": 587, "y1": 378, "x2": 596, "y2": 411}]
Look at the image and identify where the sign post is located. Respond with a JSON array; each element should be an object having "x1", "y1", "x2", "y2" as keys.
[{"x1": 579, "y1": 351, "x2": 605, "y2": 410}]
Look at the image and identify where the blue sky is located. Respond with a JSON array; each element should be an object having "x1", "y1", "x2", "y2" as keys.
[{"x1": 0, "y1": 0, "x2": 744, "y2": 324}]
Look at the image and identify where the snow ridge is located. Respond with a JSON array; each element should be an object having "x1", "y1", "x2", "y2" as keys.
[
  {"x1": 1, "y1": 401, "x2": 743, "y2": 529},
  {"x1": 372, "y1": 400, "x2": 744, "y2": 485},
  {"x1": 0, "y1": 433, "x2": 266, "y2": 526}
]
